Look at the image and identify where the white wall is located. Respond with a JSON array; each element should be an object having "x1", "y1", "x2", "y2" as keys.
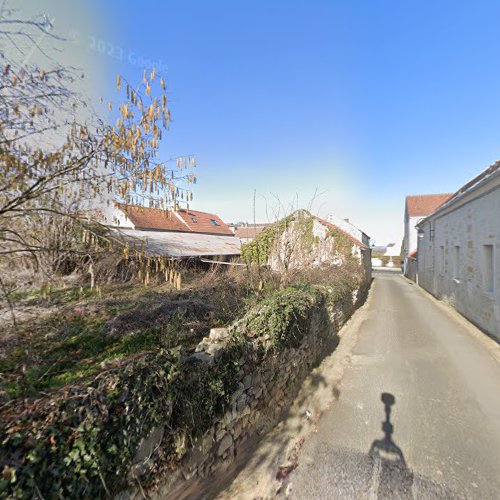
[
  {"x1": 418, "y1": 181, "x2": 500, "y2": 340},
  {"x1": 404, "y1": 213, "x2": 423, "y2": 255},
  {"x1": 403, "y1": 209, "x2": 422, "y2": 279},
  {"x1": 327, "y1": 214, "x2": 367, "y2": 246},
  {"x1": 102, "y1": 205, "x2": 135, "y2": 229}
]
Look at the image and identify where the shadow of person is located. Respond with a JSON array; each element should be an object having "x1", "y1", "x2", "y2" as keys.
[{"x1": 369, "y1": 392, "x2": 414, "y2": 498}]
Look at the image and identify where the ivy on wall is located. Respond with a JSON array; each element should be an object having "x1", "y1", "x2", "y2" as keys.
[
  {"x1": 240, "y1": 215, "x2": 294, "y2": 265},
  {"x1": 0, "y1": 273, "x2": 363, "y2": 499},
  {"x1": 241, "y1": 211, "x2": 355, "y2": 267}
]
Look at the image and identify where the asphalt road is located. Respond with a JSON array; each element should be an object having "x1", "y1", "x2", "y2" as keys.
[{"x1": 287, "y1": 271, "x2": 500, "y2": 499}]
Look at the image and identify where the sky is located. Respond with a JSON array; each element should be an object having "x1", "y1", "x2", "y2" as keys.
[{"x1": 20, "y1": 0, "x2": 500, "y2": 245}]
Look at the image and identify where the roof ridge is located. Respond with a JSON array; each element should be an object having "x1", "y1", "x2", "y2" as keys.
[
  {"x1": 116, "y1": 204, "x2": 233, "y2": 235},
  {"x1": 172, "y1": 210, "x2": 193, "y2": 232},
  {"x1": 405, "y1": 192, "x2": 453, "y2": 199},
  {"x1": 313, "y1": 215, "x2": 367, "y2": 249}
]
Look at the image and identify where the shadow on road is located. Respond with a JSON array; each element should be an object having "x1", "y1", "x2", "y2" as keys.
[
  {"x1": 372, "y1": 268, "x2": 403, "y2": 276},
  {"x1": 369, "y1": 392, "x2": 414, "y2": 498}
]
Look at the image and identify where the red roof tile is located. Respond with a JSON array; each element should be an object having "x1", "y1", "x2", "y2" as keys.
[
  {"x1": 405, "y1": 193, "x2": 453, "y2": 217},
  {"x1": 175, "y1": 209, "x2": 233, "y2": 235},
  {"x1": 118, "y1": 205, "x2": 233, "y2": 235},
  {"x1": 234, "y1": 226, "x2": 269, "y2": 239}
]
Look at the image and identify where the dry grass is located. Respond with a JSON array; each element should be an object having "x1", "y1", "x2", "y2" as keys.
[
  {"x1": 0, "y1": 258, "x2": 365, "y2": 403},
  {"x1": 0, "y1": 265, "x2": 256, "y2": 401}
]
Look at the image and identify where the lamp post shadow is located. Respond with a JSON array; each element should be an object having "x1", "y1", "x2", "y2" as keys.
[{"x1": 369, "y1": 392, "x2": 414, "y2": 498}]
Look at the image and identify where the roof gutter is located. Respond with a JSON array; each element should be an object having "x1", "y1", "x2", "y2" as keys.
[
  {"x1": 416, "y1": 163, "x2": 500, "y2": 228},
  {"x1": 199, "y1": 258, "x2": 246, "y2": 266}
]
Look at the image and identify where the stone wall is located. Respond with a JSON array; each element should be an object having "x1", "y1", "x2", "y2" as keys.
[
  {"x1": 120, "y1": 282, "x2": 369, "y2": 499},
  {"x1": 417, "y1": 178, "x2": 500, "y2": 340}
]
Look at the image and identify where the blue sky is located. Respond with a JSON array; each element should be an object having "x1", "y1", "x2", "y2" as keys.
[{"x1": 38, "y1": 1, "x2": 500, "y2": 244}]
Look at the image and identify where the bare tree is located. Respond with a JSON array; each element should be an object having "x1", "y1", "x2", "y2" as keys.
[{"x1": 0, "y1": 5, "x2": 195, "y2": 290}]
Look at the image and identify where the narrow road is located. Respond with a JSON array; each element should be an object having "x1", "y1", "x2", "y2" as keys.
[{"x1": 287, "y1": 270, "x2": 500, "y2": 499}]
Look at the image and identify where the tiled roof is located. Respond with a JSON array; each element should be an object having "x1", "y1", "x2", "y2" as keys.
[
  {"x1": 234, "y1": 226, "x2": 269, "y2": 239},
  {"x1": 405, "y1": 193, "x2": 453, "y2": 217},
  {"x1": 118, "y1": 205, "x2": 233, "y2": 235},
  {"x1": 175, "y1": 209, "x2": 234, "y2": 235}
]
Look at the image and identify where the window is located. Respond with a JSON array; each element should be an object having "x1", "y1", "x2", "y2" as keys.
[
  {"x1": 440, "y1": 246, "x2": 445, "y2": 274},
  {"x1": 210, "y1": 218, "x2": 220, "y2": 226},
  {"x1": 483, "y1": 244, "x2": 494, "y2": 293},
  {"x1": 190, "y1": 217, "x2": 198, "y2": 223},
  {"x1": 453, "y1": 245, "x2": 460, "y2": 280}
]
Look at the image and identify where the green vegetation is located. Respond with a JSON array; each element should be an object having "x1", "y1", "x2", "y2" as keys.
[
  {"x1": 0, "y1": 278, "x2": 349, "y2": 499},
  {"x1": 241, "y1": 215, "x2": 294, "y2": 264},
  {"x1": 0, "y1": 321, "x2": 247, "y2": 498},
  {"x1": 0, "y1": 214, "x2": 367, "y2": 499},
  {"x1": 327, "y1": 226, "x2": 355, "y2": 259},
  {"x1": 242, "y1": 283, "x2": 323, "y2": 350},
  {"x1": 1, "y1": 310, "x2": 203, "y2": 398},
  {"x1": 242, "y1": 211, "x2": 350, "y2": 268},
  {"x1": 0, "y1": 271, "x2": 252, "y2": 400}
]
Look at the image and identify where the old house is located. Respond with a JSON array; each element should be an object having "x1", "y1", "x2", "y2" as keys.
[
  {"x1": 416, "y1": 162, "x2": 500, "y2": 341},
  {"x1": 244, "y1": 210, "x2": 372, "y2": 278},
  {"x1": 107, "y1": 205, "x2": 241, "y2": 259},
  {"x1": 324, "y1": 214, "x2": 371, "y2": 249},
  {"x1": 403, "y1": 193, "x2": 453, "y2": 280},
  {"x1": 314, "y1": 214, "x2": 372, "y2": 276}
]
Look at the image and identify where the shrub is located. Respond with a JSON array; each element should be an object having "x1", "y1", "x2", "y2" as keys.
[{"x1": 242, "y1": 284, "x2": 323, "y2": 350}]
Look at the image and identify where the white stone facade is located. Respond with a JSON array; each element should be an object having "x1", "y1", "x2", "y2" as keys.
[
  {"x1": 404, "y1": 215, "x2": 423, "y2": 260},
  {"x1": 417, "y1": 166, "x2": 500, "y2": 340}
]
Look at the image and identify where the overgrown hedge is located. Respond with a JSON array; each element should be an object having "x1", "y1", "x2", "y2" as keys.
[
  {"x1": 0, "y1": 342, "x2": 245, "y2": 498},
  {"x1": 0, "y1": 281, "x2": 355, "y2": 498},
  {"x1": 241, "y1": 285, "x2": 323, "y2": 350},
  {"x1": 240, "y1": 215, "x2": 293, "y2": 264}
]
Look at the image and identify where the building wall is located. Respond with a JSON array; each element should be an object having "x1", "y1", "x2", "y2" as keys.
[
  {"x1": 405, "y1": 257, "x2": 418, "y2": 282},
  {"x1": 403, "y1": 210, "x2": 422, "y2": 279},
  {"x1": 362, "y1": 247, "x2": 373, "y2": 276},
  {"x1": 418, "y1": 185, "x2": 500, "y2": 340},
  {"x1": 327, "y1": 214, "x2": 369, "y2": 247},
  {"x1": 102, "y1": 205, "x2": 135, "y2": 228}
]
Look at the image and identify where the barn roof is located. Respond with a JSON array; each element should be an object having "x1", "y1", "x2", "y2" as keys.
[
  {"x1": 405, "y1": 193, "x2": 453, "y2": 217},
  {"x1": 234, "y1": 225, "x2": 269, "y2": 239},
  {"x1": 117, "y1": 205, "x2": 234, "y2": 236},
  {"x1": 115, "y1": 228, "x2": 241, "y2": 257}
]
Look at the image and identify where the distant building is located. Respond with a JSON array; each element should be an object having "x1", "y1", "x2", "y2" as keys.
[
  {"x1": 230, "y1": 223, "x2": 271, "y2": 244},
  {"x1": 106, "y1": 205, "x2": 241, "y2": 259},
  {"x1": 403, "y1": 193, "x2": 453, "y2": 280},
  {"x1": 325, "y1": 215, "x2": 371, "y2": 248},
  {"x1": 258, "y1": 210, "x2": 372, "y2": 278},
  {"x1": 417, "y1": 162, "x2": 500, "y2": 341},
  {"x1": 371, "y1": 243, "x2": 402, "y2": 268}
]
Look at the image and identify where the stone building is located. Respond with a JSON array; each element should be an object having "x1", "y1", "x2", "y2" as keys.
[
  {"x1": 403, "y1": 192, "x2": 453, "y2": 281},
  {"x1": 416, "y1": 162, "x2": 500, "y2": 340},
  {"x1": 257, "y1": 210, "x2": 372, "y2": 278}
]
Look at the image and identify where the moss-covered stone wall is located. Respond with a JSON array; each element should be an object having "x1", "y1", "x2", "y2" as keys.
[{"x1": 0, "y1": 280, "x2": 369, "y2": 499}]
